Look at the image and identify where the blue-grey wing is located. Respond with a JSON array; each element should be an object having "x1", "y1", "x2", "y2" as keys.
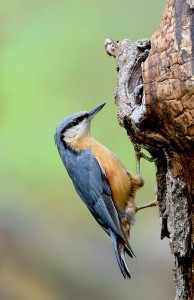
[
  {"x1": 61, "y1": 148, "x2": 106, "y2": 204},
  {"x1": 60, "y1": 147, "x2": 126, "y2": 240}
]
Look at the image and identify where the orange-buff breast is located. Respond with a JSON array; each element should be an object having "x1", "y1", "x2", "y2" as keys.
[{"x1": 90, "y1": 141, "x2": 131, "y2": 211}]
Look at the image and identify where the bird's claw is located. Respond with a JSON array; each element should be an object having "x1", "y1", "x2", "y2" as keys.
[
  {"x1": 135, "y1": 148, "x2": 155, "y2": 163},
  {"x1": 135, "y1": 199, "x2": 159, "y2": 213}
]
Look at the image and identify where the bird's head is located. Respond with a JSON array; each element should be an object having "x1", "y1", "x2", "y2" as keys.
[{"x1": 54, "y1": 102, "x2": 106, "y2": 147}]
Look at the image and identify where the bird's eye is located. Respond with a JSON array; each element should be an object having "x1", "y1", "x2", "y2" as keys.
[{"x1": 72, "y1": 119, "x2": 79, "y2": 126}]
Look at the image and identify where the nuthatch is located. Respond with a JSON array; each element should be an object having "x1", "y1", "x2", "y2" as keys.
[{"x1": 54, "y1": 103, "x2": 157, "y2": 278}]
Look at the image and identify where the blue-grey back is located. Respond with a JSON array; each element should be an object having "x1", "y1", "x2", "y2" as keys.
[
  {"x1": 55, "y1": 138, "x2": 129, "y2": 244},
  {"x1": 57, "y1": 143, "x2": 125, "y2": 237},
  {"x1": 57, "y1": 143, "x2": 105, "y2": 207}
]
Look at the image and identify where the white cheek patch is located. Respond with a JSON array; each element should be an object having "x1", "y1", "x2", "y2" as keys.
[
  {"x1": 63, "y1": 128, "x2": 78, "y2": 143},
  {"x1": 63, "y1": 120, "x2": 89, "y2": 144},
  {"x1": 65, "y1": 128, "x2": 78, "y2": 138}
]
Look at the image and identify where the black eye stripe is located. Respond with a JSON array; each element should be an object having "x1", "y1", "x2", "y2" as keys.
[
  {"x1": 72, "y1": 119, "x2": 79, "y2": 125},
  {"x1": 76, "y1": 113, "x2": 89, "y2": 123},
  {"x1": 60, "y1": 113, "x2": 89, "y2": 135}
]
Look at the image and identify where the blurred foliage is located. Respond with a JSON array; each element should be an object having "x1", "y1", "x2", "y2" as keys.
[{"x1": 0, "y1": 0, "x2": 175, "y2": 299}]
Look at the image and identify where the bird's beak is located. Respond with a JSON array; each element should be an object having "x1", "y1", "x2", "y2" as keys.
[{"x1": 88, "y1": 102, "x2": 106, "y2": 119}]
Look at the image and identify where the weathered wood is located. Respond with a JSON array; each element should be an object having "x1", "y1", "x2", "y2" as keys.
[{"x1": 105, "y1": 0, "x2": 194, "y2": 299}]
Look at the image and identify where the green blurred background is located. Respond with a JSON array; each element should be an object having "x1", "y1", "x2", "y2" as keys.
[{"x1": 0, "y1": 1, "x2": 175, "y2": 299}]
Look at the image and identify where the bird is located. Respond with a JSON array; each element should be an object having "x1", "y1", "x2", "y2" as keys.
[{"x1": 54, "y1": 102, "x2": 157, "y2": 278}]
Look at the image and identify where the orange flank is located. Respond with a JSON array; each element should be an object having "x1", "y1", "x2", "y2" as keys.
[
  {"x1": 91, "y1": 142, "x2": 133, "y2": 211},
  {"x1": 69, "y1": 135, "x2": 142, "y2": 212}
]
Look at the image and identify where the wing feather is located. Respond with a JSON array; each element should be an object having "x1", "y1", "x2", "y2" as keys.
[{"x1": 59, "y1": 146, "x2": 134, "y2": 255}]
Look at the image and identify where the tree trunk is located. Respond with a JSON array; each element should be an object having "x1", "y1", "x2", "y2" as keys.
[{"x1": 105, "y1": 0, "x2": 194, "y2": 299}]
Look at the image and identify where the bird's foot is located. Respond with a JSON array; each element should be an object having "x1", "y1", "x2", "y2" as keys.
[
  {"x1": 136, "y1": 151, "x2": 155, "y2": 163},
  {"x1": 135, "y1": 199, "x2": 158, "y2": 213},
  {"x1": 134, "y1": 145, "x2": 156, "y2": 177}
]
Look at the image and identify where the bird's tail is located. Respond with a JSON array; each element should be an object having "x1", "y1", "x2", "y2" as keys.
[{"x1": 109, "y1": 230, "x2": 132, "y2": 279}]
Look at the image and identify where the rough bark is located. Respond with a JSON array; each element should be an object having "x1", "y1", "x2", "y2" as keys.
[{"x1": 105, "y1": 0, "x2": 194, "y2": 299}]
